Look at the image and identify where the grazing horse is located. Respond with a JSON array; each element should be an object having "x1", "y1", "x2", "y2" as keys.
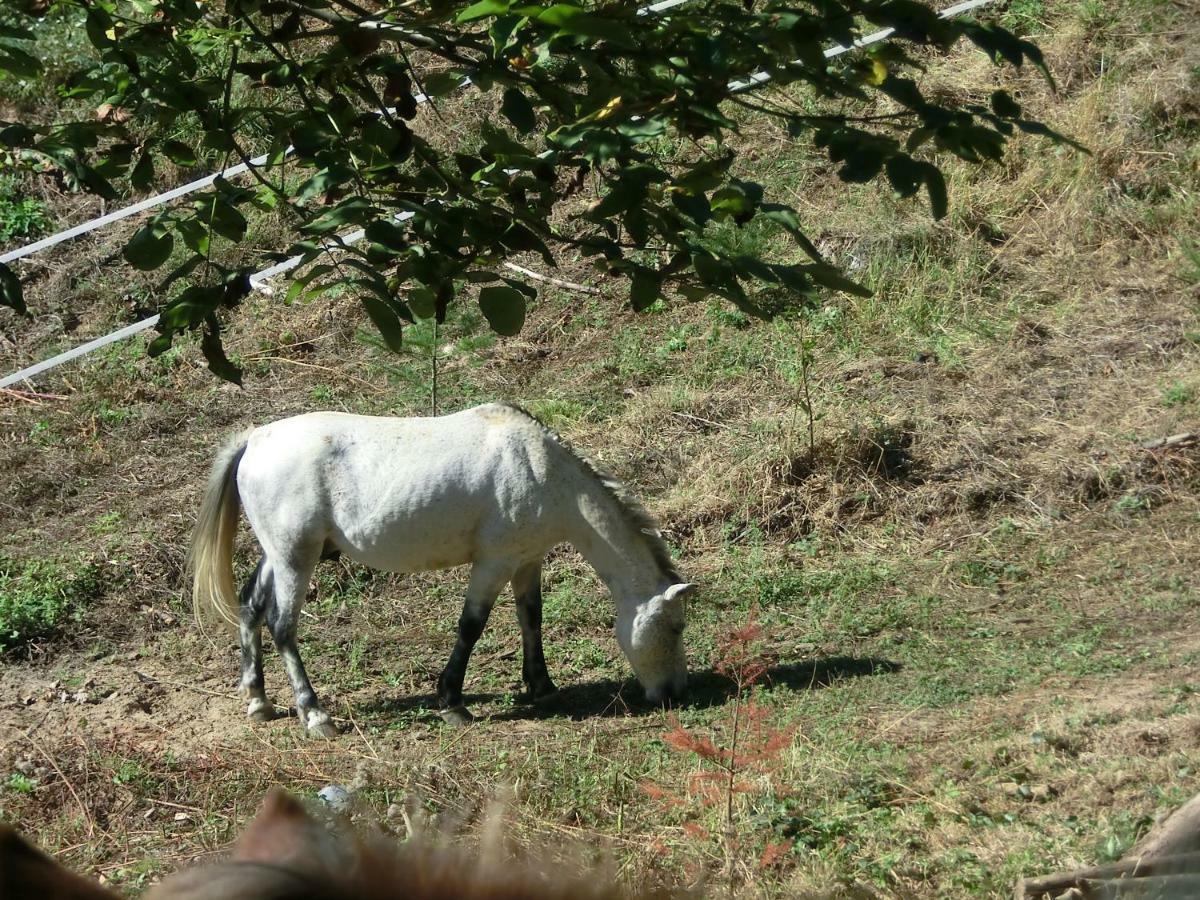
[{"x1": 189, "y1": 403, "x2": 693, "y2": 736}]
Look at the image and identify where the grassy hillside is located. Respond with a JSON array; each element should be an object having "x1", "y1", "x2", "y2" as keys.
[{"x1": 1, "y1": 0, "x2": 1198, "y2": 895}]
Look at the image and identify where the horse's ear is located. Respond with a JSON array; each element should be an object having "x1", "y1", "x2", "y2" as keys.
[
  {"x1": 663, "y1": 583, "x2": 697, "y2": 604},
  {"x1": 232, "y1": 788, "x2": 335, "y2": 870},
  {"x1": 0, "y1": 825, "x2": 120, "y2": 899}
]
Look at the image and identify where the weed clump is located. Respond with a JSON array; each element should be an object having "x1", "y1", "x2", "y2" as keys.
[{"x1": 0, "y1": 554, "x2": 105, "y2": 652}]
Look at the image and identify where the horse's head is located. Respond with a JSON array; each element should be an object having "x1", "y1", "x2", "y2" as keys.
[{"x1": 618, "y1": 582, "x2": 694, "y2": 705}]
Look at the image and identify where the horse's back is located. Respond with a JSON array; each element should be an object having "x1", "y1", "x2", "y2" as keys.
[{"x1": 236, "y1": 404, "x2": 566, "y2": 572}]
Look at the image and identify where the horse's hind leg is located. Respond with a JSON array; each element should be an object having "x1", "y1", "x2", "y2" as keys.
[
  {"x1": 266, "y1": 548, "x2": 337, "y2": 738},
  {"x1": 512, "y1": 561, "x2": 557, "y2": 702},
  {"x1": 239, "y1": 556, "x2": 274, "y2": 722},
  {"x1": 436, "y1": 560, "x2": 511, "y2": 724}
]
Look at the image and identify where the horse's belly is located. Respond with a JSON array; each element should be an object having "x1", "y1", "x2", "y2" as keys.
[{"x1": 335, "y1": 523, "x2": 476, "y2": 574}]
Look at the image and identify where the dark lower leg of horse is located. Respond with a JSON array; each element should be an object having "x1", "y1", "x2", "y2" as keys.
[
  {"x1": 238, "y1": 557, "x2": 272, "y2": 722},
  {"x1": 436, "y1": 606, "x2": 491, "y2": 722},
  {"x1": 267, "y1": 606, "x2": 336, "y2": 738},
  {"x1": 516, "y1": 587, "x2": 557, "y2": 702}
]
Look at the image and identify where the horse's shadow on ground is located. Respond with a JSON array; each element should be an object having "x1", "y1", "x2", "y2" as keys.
[{"x1": 353, "y1": 655, "x2": 900, "y2": 724}]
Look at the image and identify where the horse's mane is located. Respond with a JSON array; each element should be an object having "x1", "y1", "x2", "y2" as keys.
[{"x1": 501, "y1": 404, "x2": 681, "y2": 584}]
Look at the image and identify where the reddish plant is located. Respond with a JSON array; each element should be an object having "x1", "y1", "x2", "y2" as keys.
[{"x1": 641, "y1": 609, "x2": 798, "y2": 884}]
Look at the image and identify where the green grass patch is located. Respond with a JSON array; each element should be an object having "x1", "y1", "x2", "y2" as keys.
[
  {"x1": 0, "y1": 176, "x2": 49, "y2": 243},
  {"x1": 0, "y1": 555, "x2": 105, "y2": 652}
]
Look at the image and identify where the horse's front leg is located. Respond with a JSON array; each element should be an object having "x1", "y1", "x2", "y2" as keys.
[
  {"x1": 267, "y1": 552, "x2": 337, "y2": 738},
  {"x1": 512, "y1": 561, "x2": 557, "y2": 703},
  {"x1": 437, "y1": 561, "x2": 510, "y2": 725}
]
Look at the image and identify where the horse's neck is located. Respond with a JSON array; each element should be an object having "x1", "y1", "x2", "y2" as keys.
[{"x1": 565, "y1": 474, "x2": 664, "y2": 605}]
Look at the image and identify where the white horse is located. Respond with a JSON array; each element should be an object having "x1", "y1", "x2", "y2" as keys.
[{"x1": 189, "y1": 402, "x2": 693, "y2": 736}]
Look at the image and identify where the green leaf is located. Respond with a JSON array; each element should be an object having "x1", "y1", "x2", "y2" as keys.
[
  {"x1": 160, "y1": 285, "x2": 221, "y2": 330},
  {"x1": 710, "y1": 185, "x2": 756, "y2": 222},
  {"x1": 408, "y1": 286, "x2": 438, "y2": 320},
  {"x1": 759, "y1": 204, "x2": 823, "y2": 262},
  {"x1": 206, "y1": 199, "x2": 248, "y2": 243},
  {"x1": 0, "y1": 24, "x2": 35, "y2": 41},
  {"x1": 362, "y1": 296, "x2": 406, "y2": 353},
  {"x1": 478, "y1": 285, "x2": 527, "y2": 335},
  {"x1": 523, "y1": 4, "x2": 582, "y2": 26},
  {"x1": 175, "y1": 218, "x2": 210, "y2": 256},
  {"x1": 671, "y1": 191, "x2": 710, "y2": 227},
  {"x1": 617, "y1": 117, "x2": 667, "y2": 141},
  {"x1": 457, "y1": 0, "x2": 512, "y2": 22},
  {"x1": 498, "y1": 222, "x2": 555, "y2": 266},
  {"x1": 0, "y1": 47, "x2": 41, "y2": 78},
  {"x1": 297, "y1": 166, "x2": 353, "y2": 204},
  {"x1": 421, "y1": 71, "x2": 464, "y2": 98},
  {"x1": 124, "y1": 222, "x2": 174, "y2": 270},
  {"x1": 201, "y1": 318, "x2": 242, "y2": 385},
  {"x1": 130, "y1": 149, "x2": 155, "y2": 192},
  {"x1": 501, "y1": 87, "x2": 536, "y2": 134},
  {"x1": 365, "y1": 219, "x2": 409, "y2": 250},
  {"x1": 0, "y1": 262, "x2": 25, "y2": 315},
  {"x1": 305, "y1": 197, "x2": 374, "y2": 236},
  {"x1": 160, "y1": 140, "x2": 198, "y2": 167},
  {"x1": 84, "y1": 8, "x2": 114, "y2": 48}
]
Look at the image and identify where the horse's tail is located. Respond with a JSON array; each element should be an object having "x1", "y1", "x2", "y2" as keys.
[{"x1": 187, "y1": 429, "x2": 253, "y2": 628}]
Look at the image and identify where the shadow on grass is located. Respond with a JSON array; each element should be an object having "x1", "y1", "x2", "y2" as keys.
[{"x1": 351, "y1": 655, "x2": 900, "y2": 725}]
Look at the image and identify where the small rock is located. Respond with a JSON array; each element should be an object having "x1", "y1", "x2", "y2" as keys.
[
  {"x1": 73, "y1": 691, "x2": 92, "y2": 705},
  {"x1": 1029, "y1": 784, "x2": 1057, "y2": 802},
  {"x1": 999, "y1": 781, "x2": 1024, "y2": 798},
  {"x1": 173, "y1": 812, "x2": 191, "y2": 823},
  {"x1": 317, "y1": 784, "x2": 352, "y2": 813},
  {"x1": 1000, "y1": 781, "x2": 1055, "y2": 802}
]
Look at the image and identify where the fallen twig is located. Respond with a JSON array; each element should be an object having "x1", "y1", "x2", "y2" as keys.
[
  {"x1": 502, "y1": 262, "x2": 600, "y2": 295},
  {"x1": 0, "y1": 387, "x2": 69, "y2": 404},
  {"x1": 1142, "y1": 431, "x2": 1198, "y2": 451},
  {"x1": 670, "y1": 411, "x2": 732, "y2": 431}
]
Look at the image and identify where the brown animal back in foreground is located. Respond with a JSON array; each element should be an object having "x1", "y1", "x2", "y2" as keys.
[
  {"x1": 149, "y1": 790, "x2": 649, "y2": 900},
  {"x1": 1, "y1": 790, "x2": 668, "y2": 900}
]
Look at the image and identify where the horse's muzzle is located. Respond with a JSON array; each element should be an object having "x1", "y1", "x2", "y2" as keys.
[{"x1": 646, "y1": 678, "x2": 687, "y2": 707}]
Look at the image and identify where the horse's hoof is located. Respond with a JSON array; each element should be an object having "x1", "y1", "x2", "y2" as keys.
[
  {"x1": 247, "y1": 698, "x2": 276, "y2": 723},
  {"x1": 305, "y1": 711, "x2": 339, "y2": 739},
  {"x1": 516, "y1": 682, "x2": 559, "y2": 704},
  {"x1": 439, "y1": 705, "x2": 474, "y2": 727}
]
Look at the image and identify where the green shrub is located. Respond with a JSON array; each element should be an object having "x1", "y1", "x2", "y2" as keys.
[
  {"x1": 0, "y1": 555, "x2": 105, "y2": 651},
  {"x1": 0, "y1": 177, "x2": 48, "y2": 243}
]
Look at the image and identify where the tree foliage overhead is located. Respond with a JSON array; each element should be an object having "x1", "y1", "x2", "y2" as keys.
[{"x1": 0, "y1": 0, "x2": 1057, "y2": 381}]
